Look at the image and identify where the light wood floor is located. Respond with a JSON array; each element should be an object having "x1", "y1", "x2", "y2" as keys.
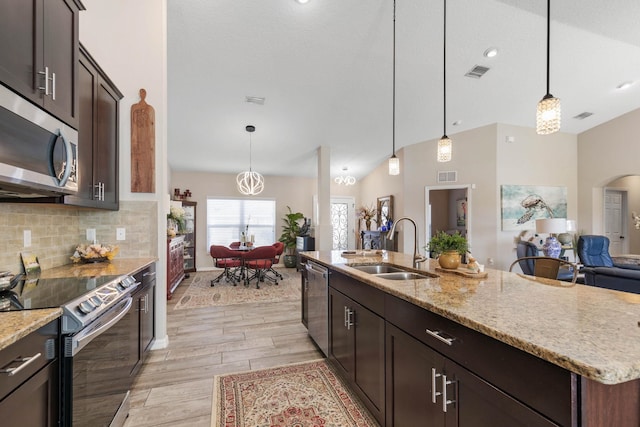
[{"x1": 124, "y1": 271, "x2": 322, "y2": 427}]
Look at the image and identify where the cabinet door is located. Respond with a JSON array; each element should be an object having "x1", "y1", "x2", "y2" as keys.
[
  {"x1": 0, "y1": 360, "x2": 59, "y2": 427},
  {"x1": 386, "y1": 323, "x2": 445, "y2": 427},
  {"x1": 329, "y1": 288, "x2": 354, "y2": 378},
  {"x1": 447, "y1": 358, "x2": 559, "y2": 427},
  {"x1": 0, "y1": 0, "x2": 40, "y2": 101},
  {"x1": 42, "y1": 0, "x2": 78, "y2": 127},
  {"x1": 140, "y1": 284, "x2": 155, "y2": 353},
  {"x1": 74, "y1": 54, "x2": 96, "y2": 202},
  {"x1": 353, "y1": 299, "x2": 385, "y2": 423},
  {"x1": 95, "y1": 78, "x2": 119, "y2": 208},
  {"x1": 301, "y1": 268, "x2": 308, "y2": 327}
]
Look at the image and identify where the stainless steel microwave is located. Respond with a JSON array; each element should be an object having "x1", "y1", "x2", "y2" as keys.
[{"x1": 0, "y1": 84, "x2": 78, "y2": 198}]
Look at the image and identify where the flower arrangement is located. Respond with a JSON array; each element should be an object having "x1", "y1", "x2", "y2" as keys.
[
  {"x1": 167, "y1": 205, "x2": 186, "y2": 235},
  {"x1": 357, "y1": 204, "x2": 377, "y2": 230},
  {"x1": 71, "y1": 243, "x2": 119, "y2": 263}
]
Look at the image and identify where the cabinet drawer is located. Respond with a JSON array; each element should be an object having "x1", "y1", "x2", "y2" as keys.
[
  {"x1": 0, "y1": 319, "x2": 58, "y2": 400},
  {"x1": 385, "y1": 294, "x2": 576, "y2": 427},
  {"x1": 329, "y1": 270, "x2": 384, "y2": 316}
]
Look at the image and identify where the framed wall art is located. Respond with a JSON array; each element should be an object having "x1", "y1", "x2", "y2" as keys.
[{"x1": 501, "y1": 185, "x2": 567, "y2": 231}]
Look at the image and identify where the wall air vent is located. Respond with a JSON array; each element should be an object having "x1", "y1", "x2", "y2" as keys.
[
  {"x1": 464, "y1": 65, "x2": 490, "y2": 79},
  {"x1": 437, "y1": 171, "x2": 458, "y2": 183},
  {"x1": 573, "y1": 112, "x2": 593, "y2": 120},
  {"x1": 245, "y1": 96, "x2": 265, "y2": 105}
]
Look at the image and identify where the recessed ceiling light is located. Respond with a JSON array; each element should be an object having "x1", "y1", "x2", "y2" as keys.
[
  {"x1": 295, "y1": 0, "x2": 310, "y2": 4},
  {"x1": 483, "y1": 47, "x2": 498, "y2": 58},
  {"x1": 616, "y1": 81, "x2": 633, "y2": 90},
  {"x1": 452, "y1": 120, "x2": 463, "y2": 126}
]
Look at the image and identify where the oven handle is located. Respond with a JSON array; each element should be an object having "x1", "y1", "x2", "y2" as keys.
[{"x1": 70, "y1": 296, "x2": 133, "y2": 357}]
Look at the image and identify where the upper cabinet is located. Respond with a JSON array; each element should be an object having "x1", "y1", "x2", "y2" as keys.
[
  {"x1": 63, "y1": 44, "x2": 122, "y2": 210},
  {"x1": 0, "y1": 0, "x2": 83, "y2": 128}
]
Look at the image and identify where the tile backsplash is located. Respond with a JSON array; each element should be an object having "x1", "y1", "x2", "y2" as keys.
[{"x1": 0, "y1": 201, "x2": 158, "y2": 273}]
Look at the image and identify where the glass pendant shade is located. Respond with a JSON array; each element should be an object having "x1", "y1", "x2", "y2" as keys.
[
  {"x1": 388, "y1": 155, "x2": 400, "y2": 175},
  {"x1": 437, "y1": 135, "x2": 452, "y2": 162},
  {"x1": 236, "y1": 171, "x2": 264, "y2": 195},
  {"x1": 536, "y1": 94, "x2": 561, "y2": 135}
]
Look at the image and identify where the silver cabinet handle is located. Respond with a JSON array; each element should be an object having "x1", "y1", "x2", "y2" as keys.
[
  {"x1": 0, "y1": 353, "x2": 42, "y2": 376},
  {"x1": 38, "y1": 67, "x2": 50, "y2": 95},
  {"x1": 431, "y1": 367, "x2": 442, "y2": 404},
  {"x1": 51, "y1": 71, "x2": 56, "y2": 100},
  {"x1": 425, "y1": 328, "x2": 455, "y2": 346},
  {"x1": 442, "y1": 374, "x2": 456, "y2": 413},
  {"x1": 344, "y1": 306, "x2": 348, "y2": 327},
  {"x1": 345, "y1": 307, "x2": 354, "y2": 330}
]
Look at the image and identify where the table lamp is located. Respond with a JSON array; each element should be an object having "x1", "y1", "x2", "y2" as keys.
[{"x1": 536, "y1": 218, "x2": 567, "y2": 258}]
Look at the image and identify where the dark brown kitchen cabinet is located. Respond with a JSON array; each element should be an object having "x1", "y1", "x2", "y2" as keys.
[
  {"x1": 0, "y1": 0, "x2": 82, "y2": 128},
  {"x1": 385, "y1": 323, "x2": 559, "y2": 427},
  {"x1": 329, "y1": 271, "x2": 385, "y2": 426},
  {"x1": 63, "y1": 44, "x2": 122, "y2": 210},
  {"x1": 301, "y1": 266, "x2": 308, "y2": 328},
  {"x1": 0, "y1": 319, "x2": 59, "y2": 427},
  {"x1": 131, "y1": 265, "x2": 156, "y2": 376}
]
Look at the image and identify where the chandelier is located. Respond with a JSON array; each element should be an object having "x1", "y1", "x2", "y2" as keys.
[
  {"x1": 335, "y1": 167, "x2": 356, "y2": 186},
  {"x1": 236, "y1": 125, "x2": 265, "y2": 195}
]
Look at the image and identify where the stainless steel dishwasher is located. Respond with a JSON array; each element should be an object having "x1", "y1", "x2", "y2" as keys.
[{"x1": 305, "y1": 260, "x2": 329, "y2": 357}]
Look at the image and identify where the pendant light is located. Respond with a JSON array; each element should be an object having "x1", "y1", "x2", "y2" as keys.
[
  {"x1": 388, "y1": 0, "x2": 400, "y2": 175},
  {"x1": 236, "y1": 125, "x2": 265, "y2": 195},
  {"x1": 437, "y1": 0, "x2": 452, "y2": 162},
  {"x1": 536, "y1": 0, "x2": 561, "y2": 135}
]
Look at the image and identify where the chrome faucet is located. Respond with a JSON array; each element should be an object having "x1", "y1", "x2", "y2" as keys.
[{"x1": 388, "y1": 217, "x2": 428, "y2": 268}]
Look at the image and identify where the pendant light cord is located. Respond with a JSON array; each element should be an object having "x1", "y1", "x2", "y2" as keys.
[
  {"x1": 392, "y1": 0, "x2": 396, "y2": 156},
  {"x1": 249, "y1": 132, "x2": 253, "y2": 172},
  {"x1": 545, "y1": 0, "x2": 551, "y2": 96},
  {"x1": 443, "y1": 0, "x2": 447, "y2": 137}
]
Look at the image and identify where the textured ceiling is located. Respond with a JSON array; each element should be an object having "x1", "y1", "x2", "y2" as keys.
[{"x1": 167, "y1": 0, "x2": 640, "y2": 180}]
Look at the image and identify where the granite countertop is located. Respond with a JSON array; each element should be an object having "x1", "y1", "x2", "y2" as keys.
[
  {"x1": 302, "y1": 250, "x2": 640, "y2": 385},
  {"x1": 0, "y1": 257, "x2": 157, "y2": 352}
]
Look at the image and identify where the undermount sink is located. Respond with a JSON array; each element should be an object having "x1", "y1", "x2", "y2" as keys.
[
  {"x1": 350, "y1": 264, "x2": 405, "y2": 274},
  {"x1": 349, "y1": 263, "x2": 435, "y2": 280},
  {"x1": 375, "y1": 272, "x2": 432, "y2": 281}
]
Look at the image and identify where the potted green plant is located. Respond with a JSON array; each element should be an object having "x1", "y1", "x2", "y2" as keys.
[
  {"x1": 426, "y1": 231, "x2": 469, "y2": 269},
  {"x1": 278, "y1": 206, "x2": 305, "y2": 268}
]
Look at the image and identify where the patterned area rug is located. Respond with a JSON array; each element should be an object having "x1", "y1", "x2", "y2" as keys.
[
  {"x1": 212, "y1": 360, "x2": 379, "y2": 427},
  {"x1": 174, "y1": 268, "x2": 300, "y2": 310}
]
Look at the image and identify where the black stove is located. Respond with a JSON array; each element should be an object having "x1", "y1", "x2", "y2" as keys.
[{"x1": 0, "y1": 274, "x2": 138, "y2": 334}]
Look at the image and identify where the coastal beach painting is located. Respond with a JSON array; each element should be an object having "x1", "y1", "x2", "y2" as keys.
[{"x1": 501, "y1": 185, "x2": 567, "y2": 231}]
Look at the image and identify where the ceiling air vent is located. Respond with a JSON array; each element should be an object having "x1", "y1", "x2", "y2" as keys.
[
  {"x1": 573, "y1": 112, "x2": 593, "y2": 120},
  {"x1": 437, "y1": 171, "x2": 458, "y2": 183},
  {"x1": 245, "y1": 96, "x2": 265, "y2": 105},
  {"x1": 465, "y1": 65, "x2": 490, "y2": 79}
]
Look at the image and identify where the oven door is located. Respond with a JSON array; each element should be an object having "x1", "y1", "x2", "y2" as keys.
[{"x1": 62, "y1": 296, "x2": 136, "y2": 427}]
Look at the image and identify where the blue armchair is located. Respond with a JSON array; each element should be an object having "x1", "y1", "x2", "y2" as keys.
[{"x1": 577, "y1": 235, "x2": 640, "y2": 294}]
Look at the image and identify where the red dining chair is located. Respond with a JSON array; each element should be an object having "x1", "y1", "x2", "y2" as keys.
[
  {"x1": 241, "y1": 245, "x2": 278, "y2": 288},
  {"x1": 210, "y1": 245, "x2": 243, "y2": 286},
  {"x1": 265, "y1": 242, "x2": 285, "y2": 281}
]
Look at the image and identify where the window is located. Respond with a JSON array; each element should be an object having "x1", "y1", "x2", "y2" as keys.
[{"x1": 206, "y1": 198, "x2": 276, "y2": 249}]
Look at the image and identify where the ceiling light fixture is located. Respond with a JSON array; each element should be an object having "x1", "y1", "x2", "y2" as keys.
[
  {"x1": 295, "y1": 0, "x2": 310, "y2": 4},
  {"x1": 483, "y1": 47, "x2": 498, "y2": 58},
  {"x1": 335, "y1": 167, "x2": 356, "y2": 186},
  {"x1": 388, "y1": 0, "x2": 400, "y2": 175},
  {"x1": 536, "y1": 0, "x2": 561, "y2": 135},
  {"x1": 236, "y1": 125, "x2": 265, "y2": 196},
  {"x1": 437, "y1": 0, "x2": 452, "y2": 162}
]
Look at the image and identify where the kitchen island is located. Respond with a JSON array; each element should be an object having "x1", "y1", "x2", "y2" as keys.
[{"x1": 301, "y1": 250, "x2": 640, "y2": 427}]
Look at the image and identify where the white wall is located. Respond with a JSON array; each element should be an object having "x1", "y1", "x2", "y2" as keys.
[
  {"x1": 578, "y1": 108, "x2": 640, "y2": 235},
  {"x1": 80, "y1": 0, "x2": 169, "y2": 347}
]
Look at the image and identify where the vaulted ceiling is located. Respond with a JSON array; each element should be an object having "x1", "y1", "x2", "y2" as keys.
[{"x1": 167, "y1": 0, "x2": 640, "y2": 180}]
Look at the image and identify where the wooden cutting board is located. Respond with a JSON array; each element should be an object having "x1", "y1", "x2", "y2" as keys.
[{"x1": 131, "y1": 88, "x2": 155, "y2": 193}]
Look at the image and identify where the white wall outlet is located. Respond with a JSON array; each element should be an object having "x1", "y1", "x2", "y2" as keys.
[
  {"x1": 116, "y1": 228, "x2": 126, "y2": 241},
  {"x1": 86, "y1": 228, "x2": 96, "y2": 242},
  {"x1": 24, "y1": 230, "x2": 31, "y2": 247}
]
